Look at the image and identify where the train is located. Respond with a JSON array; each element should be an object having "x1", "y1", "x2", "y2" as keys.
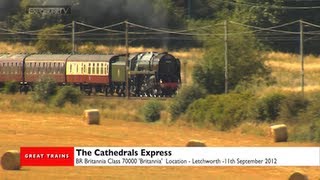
[{"x1": 0, "y1": 52, "x2": 181, "y2": 97}]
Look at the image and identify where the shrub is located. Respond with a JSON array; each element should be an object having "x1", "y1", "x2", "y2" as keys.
[
  {"x1": 279, "y1": 94, "x2": 309, "y2": 122},
  {"x1": 3, "y1": 81, "x2": 19, "y2": 94},
  {"x1": 53, "y1": 86, "x2": 82, "y2": 107},
  {"x1": 32, "y1": 77, "x2": 57, "y2": 103},
  {"x1": 142, "y1": 100, "x2": 164, "y2": 122},
  {"x1": 169, "y1": 84, "x2": 206, "y2": 120},
  {"x1": 192, "y1": 22, "x2": 270, "y2": 94},
  {"x1": 255, "y1": 93, "x2": 286, "y2": 122},
  {"x1": 289, "y1": 124, "x2": 312, "y2": 142},
  {"x1": 187, "y1": 93, "x2": 254, "y2": 131},
  {"x1": 309, "y1": 119, "x2": 320, "y2": 142}
]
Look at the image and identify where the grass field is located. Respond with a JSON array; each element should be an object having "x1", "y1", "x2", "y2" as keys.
[
  {"x1": 0, "y1": 111, "x2": 319, "y2": 180},
  {"x1": 266, "y1": 52, "x2": 320, "y2": 93}
]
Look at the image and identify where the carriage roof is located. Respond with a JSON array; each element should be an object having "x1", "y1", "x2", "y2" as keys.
[
  {"x1": 0, "y1": 54, "x2": 28, "y2": 62},
  {"x1": 67, "y1": 54, "x2": 116, "y2": 62}
]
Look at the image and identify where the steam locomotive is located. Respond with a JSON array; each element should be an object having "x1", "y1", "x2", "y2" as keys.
[{"x1": 0, "y1": 52, "x2": 181, "y2": 97}]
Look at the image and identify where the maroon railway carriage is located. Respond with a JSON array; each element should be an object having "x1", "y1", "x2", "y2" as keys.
[
  {"x1": 66, "y1": 54, "x2": 118, "y2": 94},
  {"x1": 24, "y1": 54, "x2": 69, "y2": 86},
  {"x1": 0, "y1": 54, "x2": 27, "y2": 86}
]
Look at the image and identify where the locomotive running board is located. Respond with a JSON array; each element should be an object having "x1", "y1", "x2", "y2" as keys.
[{"x1": 128, "y1": 71, "x2": 156, "y2": 75}]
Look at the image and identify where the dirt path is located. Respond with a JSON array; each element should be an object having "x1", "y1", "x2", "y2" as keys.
[{"x1": 0, "y1": 112, "x2": 319, "y2": 180}]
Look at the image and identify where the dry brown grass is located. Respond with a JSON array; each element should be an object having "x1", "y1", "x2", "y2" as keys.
[
  {"x1": 0, "y1": 112, "x2": 319, "y2": 179},
  {"x1": 0, "y1": 42, "x2": 36, "y2": 53},
  {"x1": 266, "y1": 52, "x2": 320, "y2": 93}
]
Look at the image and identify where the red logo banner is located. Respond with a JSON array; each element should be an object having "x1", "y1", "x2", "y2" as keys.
[{"x1": 20, "y1": 147, "x2": 74, "y2": 166}]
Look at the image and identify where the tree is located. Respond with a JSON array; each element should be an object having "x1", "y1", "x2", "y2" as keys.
[
  {"x1": 193, "y1": 23, "x2": 270, "y2": 94},
  {"x1": 35, "y1": 24, "x2": 71, "y2": 53},
  {"x1": 232, "y1": 0, "x2": 284, "y2": 27}
]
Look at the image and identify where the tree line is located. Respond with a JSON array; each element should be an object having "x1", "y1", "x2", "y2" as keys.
[
  {"x1": 1, "y1": 0, "x2": 319, "y2": 52},
  {"x1": 2, "y1": 0, "x2": 320, "y2": 94}
]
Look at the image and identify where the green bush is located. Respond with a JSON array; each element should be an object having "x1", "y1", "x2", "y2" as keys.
[
  {"x1": 32, "y1": 77, "x2": 57, "y2": 103},
  {"x1": 187, "y1": 93, "x2": 254, "y2": 131},
  {"x1": 169, "y1": 85, "x2": 206, "y2": 120},
  {"x1": 309, "y1": 119, "x2": 320, "y2": 142},
  {"x1": 36, "y1": 24, "x2": 71, "y2": 53},
  {"x1": 53, "y1": 86, "x2": 82, "y2": 107},
  {"x1": 288, "y1": 124, "x2": 312, "y2": 142},
  {"x1": 142, "y1": 100, "x2": 164, "y2": 122},
  {"x1": 3, "y1": 81, "x2": 19, "y2": 94},
  {"x1": 279, "y1": 94, "x2": 309, "y2": 122},
  {"x1": 255, "y1": 93, "x2": 286, "y2": 122}
]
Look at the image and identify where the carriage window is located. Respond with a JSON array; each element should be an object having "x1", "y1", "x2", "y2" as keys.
[
  {"x1": 18, "y1": 63, "x2": 20, "y2": 74},
  {"x1": 83, "y1": 64, "x2": 86, "y2": 73},
  {"x1": 97, "y1": 63, "x2": 100, "y2": 74},
  {"x1": 88, "y1": 63, "x2": 91, "y2": 74},
  {"x1": 48, "y1": 63, "x2": 51, "y2": 74},
  {"x1": 92, "y1": 63, "x2": 95, "y2": 74},
  {"x1": 14, "y1": 63, "x2": 17, "y2": 74},
  {"x1": 76, "y1": 64, "x2": 79, "y2": 73},
  {"x1": 61, "y1": 63, "x2": 64, "y2": 73},
  {"x1": 7, "y1": 63, "x2": 10, "y2": 74},
  {"x1": 33, "y1": 63, "x2": 36, "y2": 74},
  {"x1": 57, "y1": 63, "x2": 60, "y2": 73},
  {"x1": 38, "y1": 63, "x2": 41, "y2": 74},
  {"x1": 42, "y1": 62, "x2": 45, "y2": 74},
  {"x1": 52, "y1": 63, "x2": 55, "y2": 74},
  {"x1": 70, "y1": 64, "x2": 72, "y2": 74}
]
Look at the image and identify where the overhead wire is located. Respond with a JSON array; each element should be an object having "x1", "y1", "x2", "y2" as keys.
[
  {"x1": 220, "y1": 0, "x2": 320, "y2": 9},
  {"x1": 1, "y1": 20, "x2": 320, "y2": 42}
]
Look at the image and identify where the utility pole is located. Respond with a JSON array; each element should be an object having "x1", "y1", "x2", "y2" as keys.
[
  {"x1": 300, "y1": 20, "x2": 304, "y2": 97},
  {"x1": 72, "y1": 20, "x2": 75, "y2": 54},
  {"x1": 125, "y1": 21, "x2": 129, "y2": 99},
  {"x1": 224, "y1": 20, "x2": 228, "y2": 94}
]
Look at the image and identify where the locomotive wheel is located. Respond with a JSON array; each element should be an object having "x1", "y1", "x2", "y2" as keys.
[{"x1": 104, "y1": 87, "x2": 110, "y2": 96}]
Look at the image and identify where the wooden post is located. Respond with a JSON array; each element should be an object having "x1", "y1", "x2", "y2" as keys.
[
  {"x1": 224, "y1": 20, "x2": 228, "y2": 94},
  {"x1": 300, "y1": 20, "x2": 304, "y2": 97}
]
